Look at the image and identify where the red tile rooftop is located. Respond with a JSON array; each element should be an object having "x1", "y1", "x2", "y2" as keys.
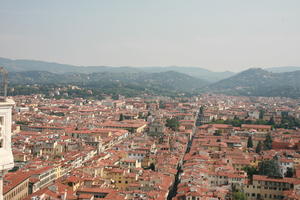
[
  {"x1": 3, "y1": 171, "x2": 31, "y2": 194},
  {"x1": 241, "y1": 124, "x2": 271, "y2": 129},
  {"x1": 253, "y1": 175, "x2": 299, "y2": 183},
  {"x1": 199, "y1": 124, "x2": 233, "y2": 129},
  {"x1": 77, "y1": 187, "x2": 116, "y2": 193}
]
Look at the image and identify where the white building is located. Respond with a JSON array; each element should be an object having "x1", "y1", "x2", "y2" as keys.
[{"x1": 0, "y1": 98, "x2": 15, "y2": 200}]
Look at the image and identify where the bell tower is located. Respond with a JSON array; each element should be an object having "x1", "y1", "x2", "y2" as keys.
[{"x1": 0, "y1": 67, "x2": 14, "y2": 200}]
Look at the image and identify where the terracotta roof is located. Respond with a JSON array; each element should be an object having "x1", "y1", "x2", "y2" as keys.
[{"x1": 3, "y1": 171, "x2": 30, "y2": 194}]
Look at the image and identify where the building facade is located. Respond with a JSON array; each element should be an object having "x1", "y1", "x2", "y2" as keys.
[{"x1": 0, "y1": 98, "x2": 15, "y2": 200}]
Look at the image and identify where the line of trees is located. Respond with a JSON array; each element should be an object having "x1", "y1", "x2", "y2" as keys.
[
  {"x1": 247, "y1": 133, "x2": 273, "y2": 154},
  {"x1": 210, "y1": 113, "x2": 300, "y2": 129},
  {"x1": 243, "y1": 157, "x2": 283, "y2": 182}
]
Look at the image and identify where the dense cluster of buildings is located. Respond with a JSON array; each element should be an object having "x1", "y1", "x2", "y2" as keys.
[
  {"x1": 1, "y1": 93, "x2": 300, "y2": 200},
  {"x1": 2, "y1": 95, "x2": 197, "y2": 200},
  {"x1": 174, "y1": 94, "x2": 300, "y2": 200}
]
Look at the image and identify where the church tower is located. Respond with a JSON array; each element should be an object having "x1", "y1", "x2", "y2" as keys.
[{"x1": 0, "y1": 67, "x2": 14, "y2": 200}]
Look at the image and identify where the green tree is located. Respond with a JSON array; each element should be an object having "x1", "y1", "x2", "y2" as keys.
[
  {"x1": 232, "y1": 191, "x2": 247, "y2": 200},
  {"x1": 256, "y1": 141, "x2": 263, "y2": 154},
  {"x1": 119, "y1": 113, "x2": 124, "y2": 121},
  {"x1": 281, "y1": 111, "x2": 289, "y2": 118},
  {"x1": 199, "y1": 106, "x2": 204, "y2": 114},
  {"x1": 159, "y1": 101, "x2": 166, "y2": 109},
  {"x1": 285, "y1": 167, "x2": 294, "y2": 177},
  {"x1": 243, "y1": 165, "x2": 258, "y2": 181},
  {"x1": 247, "y1": 136, "x2": 253, "y2": 148},
  {"x1": 214, "y1": 130, "x2": 222, "y2": 136},
  {"x1": 138, "y1": 112, "x2": 144, "y2": 119},
  {"x1": 149, "y1": 163, "x2": 155, "y2": 171},
  {"x1": 165, "y1": 118, "x2": 179, "y2": 131},
  {"x1": 16, "y1": 121, "x2": 29, "y2": 125},
  {"x1": 50, "y1": 111, "x2": 65, "y2": 116},
  {"x1": 278, "y1": 115, "x2": 300, "y2": 129},
  {"x1": 263, "y1": 133, "x2": 272, "y2": 150},
  {"x1": 259, "y1": 110, "x2": 265, "y2": 120},
  {"x1": 258, "y1": 159, "x2": 281, "y2": 178},
  {"x1": 267, "y1": 116, "x2": 275, "y2": 126}
]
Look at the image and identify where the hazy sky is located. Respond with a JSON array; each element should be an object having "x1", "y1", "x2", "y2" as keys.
[{"x1": 0, "y1": 0, "x2": 299, "y2": 72}]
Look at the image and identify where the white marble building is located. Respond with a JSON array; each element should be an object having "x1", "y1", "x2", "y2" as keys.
[{"x1": 0, "y1": 98, "x2": 15, "y2": 200}]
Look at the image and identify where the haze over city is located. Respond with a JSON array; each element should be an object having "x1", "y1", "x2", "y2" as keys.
[
  {"x1": 1, "y1": 1, "x2": 300, "y2": 200},
  {"x1": 1, "y1": 0, "x2": 300, "y2": 72}
]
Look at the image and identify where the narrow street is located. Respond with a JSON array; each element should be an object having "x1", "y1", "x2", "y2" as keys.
[{"x1": 167, "y1": 109, "x2": 199, "y2": 200}]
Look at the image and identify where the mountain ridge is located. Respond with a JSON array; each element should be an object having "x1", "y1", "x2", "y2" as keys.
[
  {"x1": 0, "y1": 57, "x2": 234, "y2": 82},
  {"x1": 2, "y1": 57, "x2": 300, "y2": 98},
  {"x1": 265, "y1": 66, "x2": 300, "y2": 73},
  {"x1": 209, "y1": 68, "x2": 300, "y2": 98},
  {"x1": 7, "y1": 70, "x2": 208, "y2": 95}
]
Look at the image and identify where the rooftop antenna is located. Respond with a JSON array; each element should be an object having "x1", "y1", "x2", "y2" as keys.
[{"x1": 0, "y1": 67, "x2": 8, "y2": 102}]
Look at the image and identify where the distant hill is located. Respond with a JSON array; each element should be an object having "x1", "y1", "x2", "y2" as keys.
[
  {"x1": 3, "y1": 57, "x2": 300, "y2": 98},
  {"x1": 0, "y1": 57, "x2": 140, "y2": 74},
  {"x1": 209, "y1": 68, "x2": 300, "y2": 98},
  {"x1": 140, "y1": 66, "x2": 234, "y2": 82},
  {"x1": 0, "y1": 57, "x2": 234, "y2": 83},
  {"x1": 8, "y1": 70, "x2": 208, "y2": 95},
  {"x1": 265, "y1": 66, "x2": 300, "y2": 73}
]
